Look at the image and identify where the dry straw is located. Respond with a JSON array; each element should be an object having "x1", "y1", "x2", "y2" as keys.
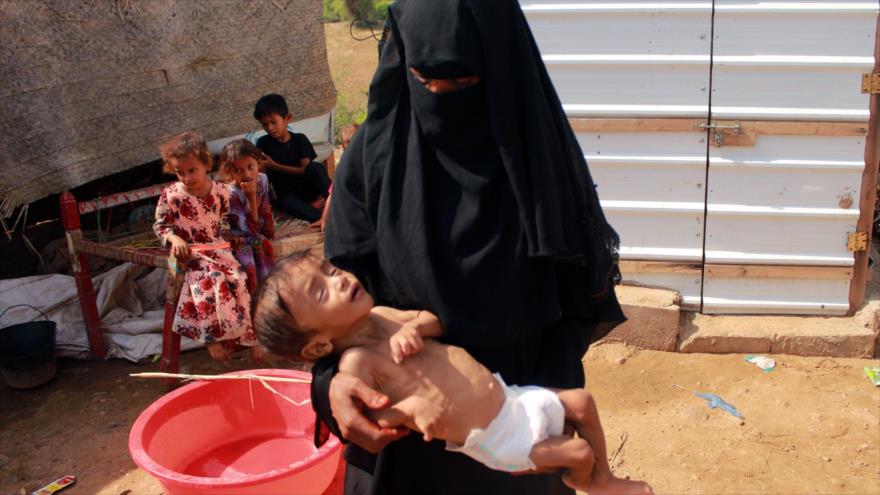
[{"x1": 130, "y1": 372, "x2": 312, "y2": 408}]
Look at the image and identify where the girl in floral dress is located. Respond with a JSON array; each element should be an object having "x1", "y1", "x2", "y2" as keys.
[
  {"x1": 217, "y1": 139, "x2": 276, "y2": 294},
  {"x1": 153, "y1": 131, "x2": 261, "y2": 363}
]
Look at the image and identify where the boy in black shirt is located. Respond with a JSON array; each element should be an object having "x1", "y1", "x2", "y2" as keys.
[{"x1": 253, "y1": 94, "x2": 331, "y2": 223}]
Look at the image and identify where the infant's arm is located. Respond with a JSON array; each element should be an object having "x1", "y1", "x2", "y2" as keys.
[
  {"x1": 371, "y1": 307, "x2": 444, "y2": 337},
  {"x1": 371, "y1": 307, "x2": 445, "y2": 363},
  {"x1": 338, "y1": 347, "x2": 445, "y2": 442}
]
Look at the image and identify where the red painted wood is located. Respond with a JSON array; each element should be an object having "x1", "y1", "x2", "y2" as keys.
[
  {"x1": 161, "y1": 274, "x2": 183, "y2": 390},
  {"x1": 59, "y1": 192, "x2": 80, "y2": 230},
  {"x1": 59, "y1": 191, "x2": 106, "y2": 359},
  {"x1": 76, "y1": 182, "x2": 171, "y2": 215},
  {"x1": 72, "y1": 253, "x2": 107, "y2": 359}
]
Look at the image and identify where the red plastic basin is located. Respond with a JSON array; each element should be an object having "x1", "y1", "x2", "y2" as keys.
[{"x1": 129, "y1": 369, "x2": 341, "y2": 495}]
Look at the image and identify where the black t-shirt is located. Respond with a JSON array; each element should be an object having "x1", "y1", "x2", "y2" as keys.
[{"x1": 256, "y1": 132, "x2": 317, "y2": 198}]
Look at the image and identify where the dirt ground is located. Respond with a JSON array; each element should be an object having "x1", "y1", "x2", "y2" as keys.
[
  {"x1": 1, "y1": 342, "x2": 877, "y2": 495},
  {"x1": 324, "y1": 22, "x2": 379, "y2": 111}
]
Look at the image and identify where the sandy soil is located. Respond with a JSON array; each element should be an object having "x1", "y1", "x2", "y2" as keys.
[
  {"x1": 1, "y1": 343, "x2": 877, "y2": 495},
  {"x1": 323, "y1": 21, "x2": 380, "y2": 119}
]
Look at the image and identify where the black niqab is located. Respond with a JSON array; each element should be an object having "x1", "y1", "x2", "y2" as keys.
[
  {"x1": 326, "y1": 0, "x2": 622, "y2": 348},
  {"x1": 317, "y1": 1, "x2": 625, "y2": 493}
]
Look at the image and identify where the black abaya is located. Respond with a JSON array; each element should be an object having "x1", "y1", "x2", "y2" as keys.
[{"x1": 313, "y1": 1, "x2": 626, "y2": 493}]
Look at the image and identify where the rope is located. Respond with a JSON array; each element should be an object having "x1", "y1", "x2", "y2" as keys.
[
  {"x1": 123, "y1": 239, "x2": 161, "y2": 249},
  {"x1": 104, "y1": 207, "x2": 113, "y2": 240},
  {"x1": 349, "y1": 17, "x2": 383, "y2": 42},
  {"x1": 130, "y1": 372, "x2": 312, "y2": 407},
  {"x1": 131, "y1": 372, "x2": 310, "y2": 383},
  {"x1": 1, "y1": 204, "x2": 27, "y2": 241},
  {"x1": 1, "y1": 205, "x2": 45, "y2": 267},
  {"x1": 95, "y1": 198, "x2": 104, "y2": 243}
]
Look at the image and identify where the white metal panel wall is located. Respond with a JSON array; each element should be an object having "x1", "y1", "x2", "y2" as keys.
[
  {"x1": 711, "y1": 2, "x2": 875, "y2": 121},
  {"x1": 523, "y1": 1, "x2": 712, "y2": 307},
  {"x1": 524, "y1": 1, "x2": 713, "y2": 118},
  {"x1": 704, "y1": 1, "x2": 877, "y2": 314}
]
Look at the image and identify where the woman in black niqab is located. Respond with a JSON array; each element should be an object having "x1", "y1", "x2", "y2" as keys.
[{"x1": 313, "y1": 1, "x2": 625, "y2": 493}]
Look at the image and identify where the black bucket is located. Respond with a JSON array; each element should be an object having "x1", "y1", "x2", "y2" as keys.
[{"x1": 0, "y1": 305, "x2": 57, "y2": 389}]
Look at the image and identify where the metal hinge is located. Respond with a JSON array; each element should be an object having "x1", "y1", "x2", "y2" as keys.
[
  {"x1": 861, "y1": 73, "x2": 880, "y2": 94},
  {"x1": 847, "y1": 231, "x2": 868, "y2": 252}
]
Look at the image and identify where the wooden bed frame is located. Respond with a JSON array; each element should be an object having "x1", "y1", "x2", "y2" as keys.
[{"x1": 59, "y1": 183, "x2": 324, "y2": 388}]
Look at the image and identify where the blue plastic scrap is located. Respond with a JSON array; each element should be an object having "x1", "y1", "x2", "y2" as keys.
[{"x1": 694, "y1": 391, "x2": 744, "y2": 419}]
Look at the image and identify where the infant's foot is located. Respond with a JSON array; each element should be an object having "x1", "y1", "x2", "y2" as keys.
[
  {"x1": 561, "y1": 467, "x2": 592, "y2": 491},
  {"x1": 206, "y1": 342, "x2": 230, "y2": 363},
  {"x1": 250, "y1": 345, "x2": 266, "y2": 363},
  {"x1": 574, "y1": 473, "x2": 653, "y2": 495}
]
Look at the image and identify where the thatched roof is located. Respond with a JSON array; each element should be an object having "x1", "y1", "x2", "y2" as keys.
[{"x1": 0, "y1": 0, "x2": 337, "y2": 216}]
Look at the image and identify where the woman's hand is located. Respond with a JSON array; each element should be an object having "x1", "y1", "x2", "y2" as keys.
[
  {"x1": 329, "y1": 372, "x2": 409, "y2": 453},
  {"x1": 167, "y1": 235, "x2": 190, "y2": 260}
]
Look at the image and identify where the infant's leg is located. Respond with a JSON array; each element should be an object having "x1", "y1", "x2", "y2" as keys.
[
  {"x1": 556, "y1": 390, "x2": 609, "y2": 476},
  {"x1": 555, "y1": 389, "x2": 653, "y2": 495},
  {"x1": 528, "y1": 436, "x2": 594, "y2": 490}
]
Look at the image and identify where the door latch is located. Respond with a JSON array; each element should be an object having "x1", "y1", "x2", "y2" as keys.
[{"x1": 698, "y1": 121, "x2": 754, "y2": 147}]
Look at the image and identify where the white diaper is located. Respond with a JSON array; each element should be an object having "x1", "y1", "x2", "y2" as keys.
[{"x1": 446, "y1": 374, "x2": 565, "y2": 472}]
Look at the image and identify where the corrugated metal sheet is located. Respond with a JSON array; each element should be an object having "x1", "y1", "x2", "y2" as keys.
[
  {"x1": 524, "y1": 0, "x2": 712, "y2": 308},
  {"x1": 704, "y1": 1, "x2": 876, "y2": 314},
  {"x1": 525, "y1": 1, "x2": 713, "y2": 118},
  {"x1": 522, "y1": 0, "x2": 878, "y2": 314}
]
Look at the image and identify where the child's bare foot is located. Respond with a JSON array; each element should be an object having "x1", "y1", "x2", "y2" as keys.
[
  {"x1": 206, "y1": 342, "x2": 230, "y2": 363},
  {"x1": 571, "y1": 472, "x2": 653, "y2": 495},
  {"x1": 309, "y1": 197, "x2": 326, "y2": 210},
  {"x1": 250, "y1": 345, "x2": 266, "y2": 363}
]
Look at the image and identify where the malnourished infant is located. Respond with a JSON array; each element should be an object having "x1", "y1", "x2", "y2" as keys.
[{"x1": 254, "y1": 253, "x2": 652, "y2": 495}]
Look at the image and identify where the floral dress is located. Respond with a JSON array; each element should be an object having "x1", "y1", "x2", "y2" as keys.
[
  {"x1": 153, "y1": 181, "x2": 255, "y2": 346},
  {"x1": 228, "y1": 173, "x2": 276, "y2": 293}
]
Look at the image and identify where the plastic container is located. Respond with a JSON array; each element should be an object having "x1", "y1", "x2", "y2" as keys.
[
  {"x1": 129, "y1": 369, "x2": 341, "y2": 495},
  {"x1": 0, "y1": 304, "x2": 57, "y2": 389}
]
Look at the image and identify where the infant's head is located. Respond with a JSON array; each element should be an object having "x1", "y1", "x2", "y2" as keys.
[{"x1": 254, "y1": 252, "x2": 373, "y2": 361}]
